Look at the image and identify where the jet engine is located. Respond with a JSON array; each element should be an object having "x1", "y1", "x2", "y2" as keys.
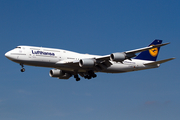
[
  {"x1": 49, "y1": 69, "x2": 72, "y2": 79},
  {"x1": 110, "y1": 52, "x2": 136, "y2": 62},
  {"x1": 79, "y1": 59, "x2": 95, "y2": 68}
]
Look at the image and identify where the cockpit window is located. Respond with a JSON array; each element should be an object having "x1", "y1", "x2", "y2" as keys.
[{"x1": 16, "y1": 47, "x2": 21, "y2": 49}]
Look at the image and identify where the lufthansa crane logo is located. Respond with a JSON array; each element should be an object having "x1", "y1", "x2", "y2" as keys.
[{"x1": 149, "y1": 45, "x2": 158, "y2": 57}]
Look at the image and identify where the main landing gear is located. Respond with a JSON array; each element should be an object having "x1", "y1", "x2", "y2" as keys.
[
  {"x1": 20, "y1": 63, "x2": 25, "y2": 72},
  {"x1": 74, "y1": 75, "x2": 80, "y2": 81},
  {"x1": 84, "y1": 70, "x2": 97, "y2": 79},
  {"x1": 74, "y1": 70, "x2": 97, "y2": 81}
]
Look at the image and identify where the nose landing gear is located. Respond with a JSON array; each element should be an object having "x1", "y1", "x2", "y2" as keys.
[{"x1": 20, "y1": 63, "x2": 25, "y2": 72}]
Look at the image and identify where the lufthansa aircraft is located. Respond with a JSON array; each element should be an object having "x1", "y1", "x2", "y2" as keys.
[{"x1": 5, "y1": 40, "x2": 175, "y2": 81}]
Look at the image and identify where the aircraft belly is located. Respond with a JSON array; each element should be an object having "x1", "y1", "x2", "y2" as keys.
[
  {"x1": 8, "y1": 52, "x2": 160, "y2": 74},
  {"x1": 102, "y1": 63, "x2": 134, "y2": 73}
]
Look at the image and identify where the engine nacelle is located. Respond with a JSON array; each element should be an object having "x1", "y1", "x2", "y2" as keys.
[
  {"x1": 79, "y1": 59, "x2": 95, "y2": 68},
  {"x1": 49, "y1": 69, "x2": 72, "y2": 79},
  {"x1": 110, "y1": 52, "x2": 136, "y2": 62},
  {"x1": 110, "y1": 52, "x2": 126, "y2": 62}
]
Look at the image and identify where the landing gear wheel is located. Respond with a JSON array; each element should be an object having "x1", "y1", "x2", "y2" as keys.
[
  {"x1": 76, "y1": 78, "x2": 80, "y2": 81},
  {"x1": 84, "y1": 75, "x2": 88, "y2": 79},
  {"x1": 84, "y1": 75, "x2": 92, "y2": 79},
  {"x1": 21, "y1": 68, "x2": 25, "y2": 72},
  {"x1": 87, "y1": 76, "x2": 92, "y2": 79},
  {"x1": 86, "y1": 70, "x2": 97, "y2": 79},
  {"x1": 92, "y1": 74, "x2": 97, "y2": 78},
  {"x1": 20, "y1": 63, "x2": 25, "y2": 72},
  {"x1": 74, "y1": 75, "x2": 80, "y2": 81}
]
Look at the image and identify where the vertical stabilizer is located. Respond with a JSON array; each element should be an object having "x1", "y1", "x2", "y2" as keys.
[{"x1": 134, "y1": 40, "x2": 162, "y2": 61}]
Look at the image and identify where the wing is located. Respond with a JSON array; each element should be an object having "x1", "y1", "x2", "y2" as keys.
[
  {"x1": 125, "y1": 42, "x2": 169, "y2": 54},
  {"x1": 55, "y1": 42, "x2": 170, "y2": 71},
  {"x1": 95, "y1": 42, "x2": 170, "y2": 61}
]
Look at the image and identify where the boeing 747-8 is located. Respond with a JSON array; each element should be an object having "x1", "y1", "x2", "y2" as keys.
[{"x1": 5, "y1": 40, "x2": 175, "y2": 81}]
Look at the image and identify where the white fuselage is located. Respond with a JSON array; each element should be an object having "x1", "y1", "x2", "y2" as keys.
[{"x1": 5, "y1": 46, "x2": 158, "y2": 73}]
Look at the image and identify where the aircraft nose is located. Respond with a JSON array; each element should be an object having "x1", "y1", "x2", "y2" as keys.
[{"x1": 5, "y1": 51, "x2": 11, "y2": 59}]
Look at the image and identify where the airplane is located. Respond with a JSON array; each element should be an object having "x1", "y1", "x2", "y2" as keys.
[{"x1": 5, "y1": 40, "x2": 175, "y2": 81}]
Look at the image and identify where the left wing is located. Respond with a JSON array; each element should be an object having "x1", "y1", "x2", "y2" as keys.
[
  {"x1": 95, "y1": 42, "x2": 170, "y2": 62},
  {"x1": 55, "y1": 42, "x2": 170, "y2": 70},
  {"x1": 125, "y1": 42, "x2": 169, "y2": 54}
]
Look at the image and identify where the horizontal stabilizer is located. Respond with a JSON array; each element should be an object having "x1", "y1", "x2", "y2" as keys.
[{"x1": 144, "y1": 58, "x2": 175, "y2": 66}]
